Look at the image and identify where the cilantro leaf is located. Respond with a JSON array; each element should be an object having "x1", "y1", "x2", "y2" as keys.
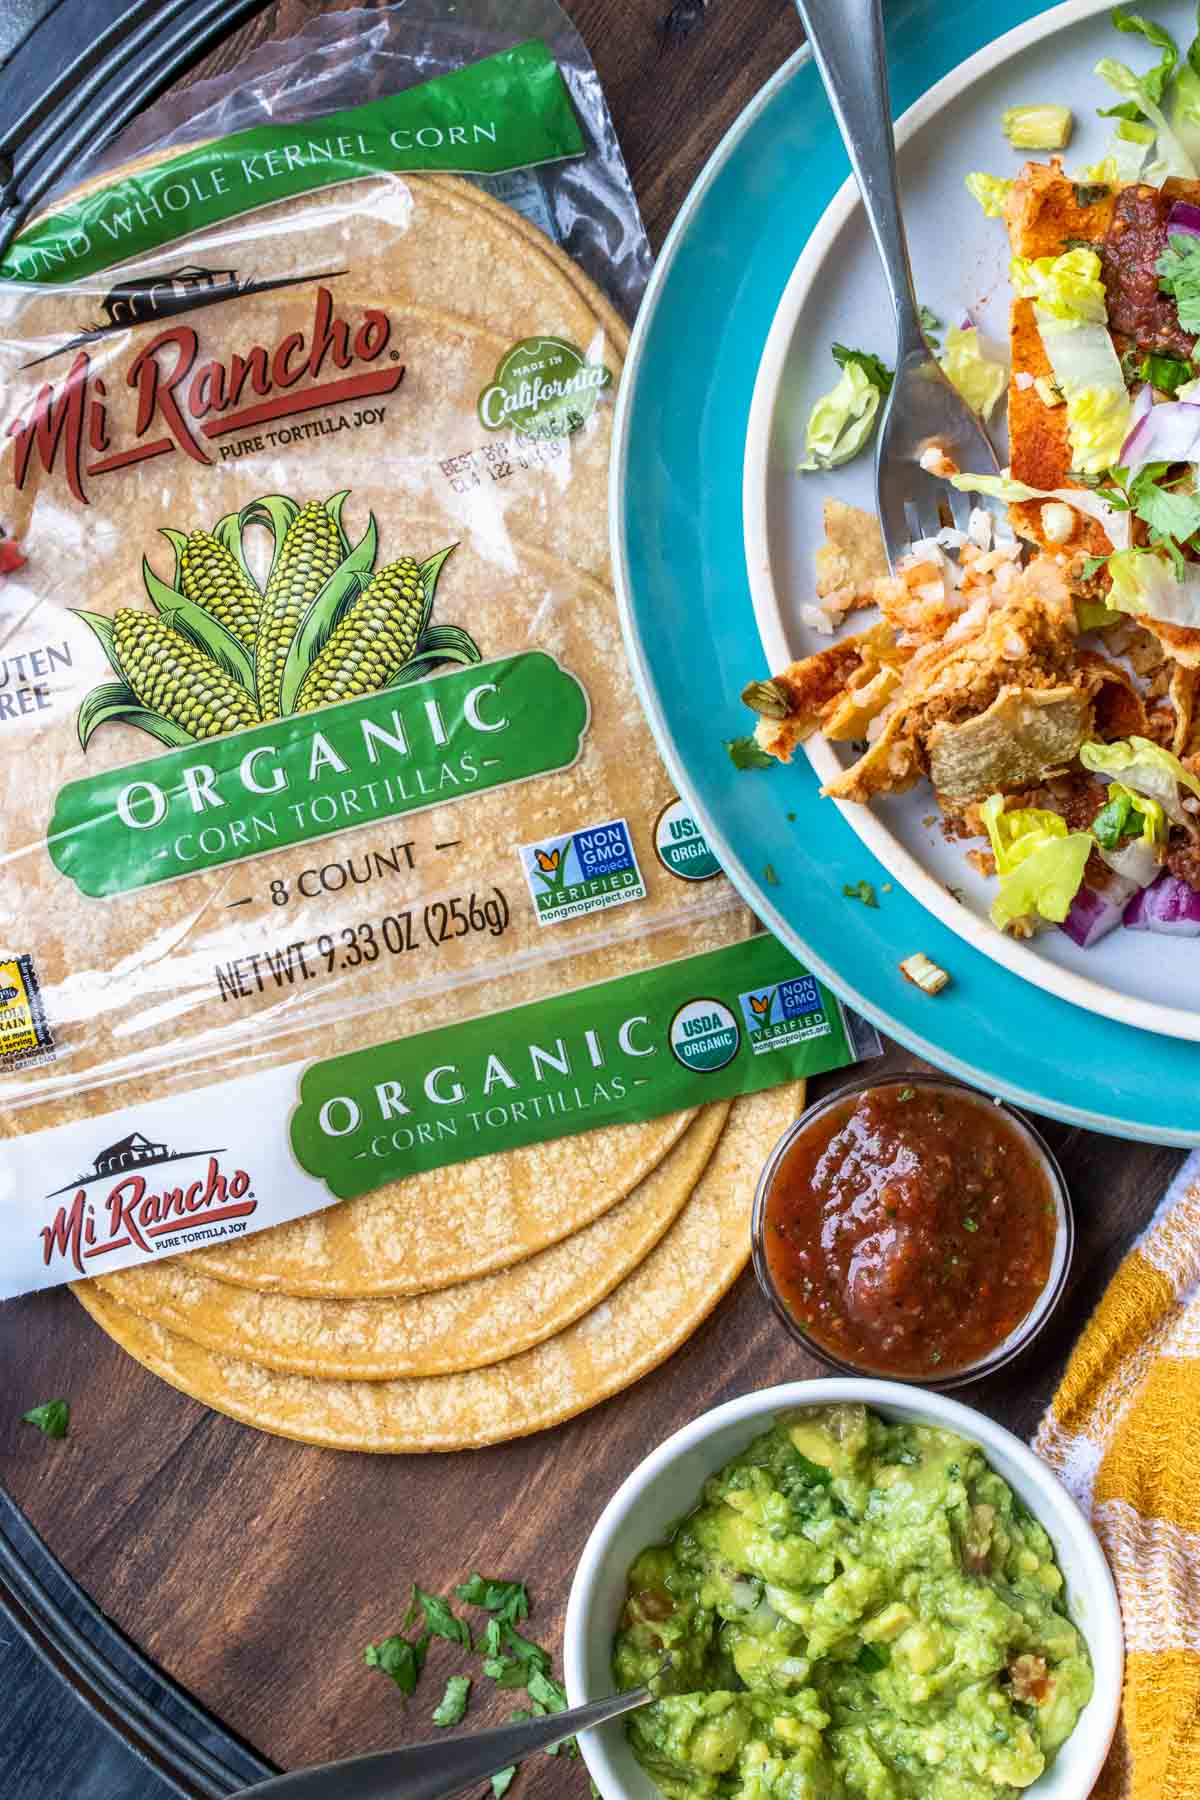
[
  {"x1": 831, "y1": 342, "x2": 894, "y2": 394},
  {"x1": 407, "y1": 1586, "x2": 470, "y2": 1648},
  {"x1": 726, "y1": 734, "x2": 773, "y2": 770},
  {"x1": 1080, "y1": 553, "x2": 1111, "y2": 581},
  {"x1": 843, "y1": 879, "x2": 878, "y2": 907},
  {"x1": 432, "y1": 1673, "x2": 471, "y2": 1728},
  {"x1": 492, "y1": 1768, "x2": 516, "y2": 1797},
  {"x1": 763, "y1": 861, "x2": 779, "y2": 886},
  {"x1": 364, "y1": 1632, "x2": 427, "y2": 1698},
  {"x1": 1072, "y1": 182, "x2": 1112, "y2": 208},
  {"x1": 455, "y1": 1574, "x2": 531, "y2": 1627},
  {"x1": 1157, "y1": 234, "x2": 1200, "y2": 335},
  {"x1": 483, "y1": 1655, "x2": 529, "y2": 1689},
  {"x1": 1130, "y1": 468, "x2": 1200, "y2": 544},
  {"x1": 919, "y1": 304, "x2": 944, "y2": 349},
  {"x1": 498, "y1": 1625, "x2": 551, "y2": 1678},
  {"x1": 857, "y1": 1642, "x2": 891, "y2": 1672},
  {"x1": 22, "y1": 1399, "x2": 69, "y2": 1439}
]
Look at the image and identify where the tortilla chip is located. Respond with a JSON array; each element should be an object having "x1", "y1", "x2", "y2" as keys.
[
  {"x1": 814, "y1": 500, "x2": 888, "y2": 605},
  {"x1": 1005, "y1": 158, "x2": 1115, "y2": 258},
  {"x1": 822, "y1": 708, "x2": 924, "y2": 803},
  {"x1": 91, "y1": 1104, "x2": 731, "y2": 1378},
  {"x1": 1144, "y1": 619, "x2": 1200, "y2": 668},
  {"x1": 72, "y1": 1084, "x2": 804, "y2": 1452},
  {"x1": 753, "y1": 623, "x2": 899, "y2": 762},
  {"x1": 1078, "y1": 650, "x2": 1151, "y2": 740},
  {"x1": 928, "y1": 685, "x2": 1092, "y2": 802},
  {"x1": 1170, "y1": 664, "x2": 1198, "y2": 755}
]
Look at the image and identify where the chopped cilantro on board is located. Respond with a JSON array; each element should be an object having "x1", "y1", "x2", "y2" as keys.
[
  {"x1": 405, "y1": 1585, "x2": 470, "y2": 1648},
  {"x1": 455, "y1": 1574, "x2": 530, "y2": 1628},
  {"x1": 726, "y1": 734, "x2": 774, "y2": 770},
  {"x1": 843, "y1": 880, "x2": 878, "y2": 907},
  {"x1": 364, "y1": 1632, "x2": 427, "y2": 1697},
  {"x1": 21, "y1": 1399, "x2": 69, "y2": 1439},
  {"x1": 432, "y1": 1673, "x2": 471, "y2": 1727}
]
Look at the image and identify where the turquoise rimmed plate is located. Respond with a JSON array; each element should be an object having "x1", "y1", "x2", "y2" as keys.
[{"x1": 614, "y1": 0, "x2": 1200, "y2": 1143}]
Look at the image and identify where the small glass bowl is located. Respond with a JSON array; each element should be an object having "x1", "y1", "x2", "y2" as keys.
[{"x1": 750, "y1": 1071, "x2": 1074, "y2": 1390}]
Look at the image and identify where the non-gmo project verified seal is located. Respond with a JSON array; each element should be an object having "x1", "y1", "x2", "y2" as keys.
[
  {"x1": 519, "y1": 817, "x2": 646, "y2": 926},
  {"x1": 738, "y1": 974, "x2": 831, "y2": 1055}
]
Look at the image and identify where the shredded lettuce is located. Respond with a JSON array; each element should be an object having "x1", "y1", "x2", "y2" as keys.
[
  {"x1": 1008, "y1": 247, "x2": 1129, "y2": 472},
  {"x1": 980, "y1": 795, "x2": 1092, "y2": 930},
  {"x1": 1064, "y1": 384, "x2": 1133, "y2": 472},
  {"x1": 1072, "y1": 154, "x2": 1121, "y2": 185},
  {"x1": 939, "y1": 325, "x2": 1007, "y2": 419},
  {"x1": 1105, "y1": 545, "x2": 1200, "y2": 624},
  {"x1": 798, "y1": 361, "x2": 882, "y2": 472},
  {"x1": 948, "y1": 470, "x2": 1132, "y2": 548},
  {"x1": 1095, "y1": 54, "x2": 1198, "y2": 177},
  {"x1": 965, "y1": 171, "x2": 1014, "y2": 217},
  {"x1": 1173, "y1": 58, "x2": 1200, "y2": 163},
  {"x1": 1002, "y1": 103, "x2": 1074, "y2": 148},
  {"x1": 1009, "y1": 248, "x2": 1108, "y2": 324},
  {"x1": 1080, "y1": 734, "x2": 1200, "y2": 823}
]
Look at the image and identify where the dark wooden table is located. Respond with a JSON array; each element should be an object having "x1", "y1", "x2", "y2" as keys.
[{"x1": 0, "y1": 2, "x2": 1186, "y2": 1793}]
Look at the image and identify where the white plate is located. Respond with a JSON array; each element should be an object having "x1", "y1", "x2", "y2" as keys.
[{"x1": 744, "y1": 0, "x2": 1200, "y2": 1040}]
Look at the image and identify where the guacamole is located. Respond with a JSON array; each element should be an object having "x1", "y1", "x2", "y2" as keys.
[{"x1": 613, "y1": 1405, "x2": 1092, "y2": 1799}]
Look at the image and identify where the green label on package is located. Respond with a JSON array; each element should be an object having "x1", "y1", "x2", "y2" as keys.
[
  {"x1": 291, "y1": 935, "x2": 859, "y2": 1198},
  {"x1": 2, "y1": 40, "x2": 585, "y2": 284},
  {"x1": 47, "y1": 653, "x2": 588, "y2": 898}
]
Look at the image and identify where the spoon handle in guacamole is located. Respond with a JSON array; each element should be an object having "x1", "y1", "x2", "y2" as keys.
[{"x1": 229, "y1": 1684, "x2": 653, "y2": 1799}]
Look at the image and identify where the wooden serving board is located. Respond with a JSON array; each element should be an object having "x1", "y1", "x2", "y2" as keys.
[{"x1": 0, "y1": 1, "x2": 1186, "y2": 1794}]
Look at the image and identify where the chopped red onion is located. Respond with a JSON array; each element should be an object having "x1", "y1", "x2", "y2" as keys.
[
  {"x1": 1123, "y1": 872, "x2": 1200, "y2": 935},
  {"x1": 1120, "y1": 395, "x2": 1200, "y2": 473},
  {"x1": 1167, "y1": 199, "x2": 1200, "y2": 239},
  {"x1": 1060, "y1": 881, "x2": 1132, "y2": 947}
]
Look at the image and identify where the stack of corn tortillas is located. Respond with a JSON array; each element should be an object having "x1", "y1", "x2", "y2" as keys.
[
  {"x1": 76, "y1": 1082, "x2": 803, "y2": 1452},
  {"x1": 18, "y1": 165, "x2": 803, "y2": 1448}
]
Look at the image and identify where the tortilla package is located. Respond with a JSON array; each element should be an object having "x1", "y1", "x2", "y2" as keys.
[{"x1": 0, "y1": 3, "x2": 873, "y2": 1310}]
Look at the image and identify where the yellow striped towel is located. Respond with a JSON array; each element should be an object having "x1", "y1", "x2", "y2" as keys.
[{"x1": 1034, "y1": 1157, "x2": 1200, "y2": 1800}]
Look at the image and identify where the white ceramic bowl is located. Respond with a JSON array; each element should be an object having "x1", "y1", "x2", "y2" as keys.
[{"x1": 564, "y1": 1380, "x2": 1123, "y2": 1800}]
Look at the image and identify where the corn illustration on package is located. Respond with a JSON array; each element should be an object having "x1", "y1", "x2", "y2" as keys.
[{"x1": 0, "y1": 22, "x2": 872, "y2": 1299}]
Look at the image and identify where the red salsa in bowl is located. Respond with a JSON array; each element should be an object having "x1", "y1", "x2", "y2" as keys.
[{"x1": 752, "y1": 1075, "x2": 1071, "y2": 1385}]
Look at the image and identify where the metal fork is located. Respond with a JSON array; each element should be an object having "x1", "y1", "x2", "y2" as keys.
[
  {"x1": 793, "y1": 0, "x2": 1001, "y2": 567},
  {"x1": 229, "y1": 1676, "x2": 664, "y2": 1800}
]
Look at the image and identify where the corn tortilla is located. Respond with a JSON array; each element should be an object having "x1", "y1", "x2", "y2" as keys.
[
  {"x1": 88, "y1": 1102, "x2": 731, "y2": 1378},
  {"x1": 3, "y1": 165, "x2": 748, "y2": 1289},
  {"x1": 72, "y1": 1083, "x2": 804, "y2": 1452}
]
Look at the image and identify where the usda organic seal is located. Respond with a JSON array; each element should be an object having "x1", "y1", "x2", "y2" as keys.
[
  {"x1": 654, "y1": 797, "x2": 720, "y2": 882},
  {"x1": 669, "y1": 996, "x2": 740, "y2": 1073}
]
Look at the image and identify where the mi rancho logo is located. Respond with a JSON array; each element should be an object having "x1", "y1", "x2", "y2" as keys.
[{"x1": 40, "y1": 1128, "x2": 257, "y2": 1275}]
